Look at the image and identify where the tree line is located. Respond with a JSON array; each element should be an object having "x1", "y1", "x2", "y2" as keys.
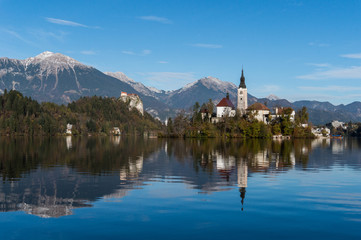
[
  {"x1": 0, "y1": 90, "x2": 163, "y2": 136},
  {"x1": 164, "y1": 100, "x2": 313, "y2": 138}
]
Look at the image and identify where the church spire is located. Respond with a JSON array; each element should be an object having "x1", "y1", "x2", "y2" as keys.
[{"x1": 239, "y1": 68, "x2": 246, "y2": 88}]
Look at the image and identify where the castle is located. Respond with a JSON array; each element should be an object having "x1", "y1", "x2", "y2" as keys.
[{"x1": 119, "y1": 92, "x2": 144, "y2": 115}]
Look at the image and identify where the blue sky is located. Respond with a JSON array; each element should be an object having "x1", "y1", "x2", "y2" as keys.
[{"x1": 0, "y1": 0, "x2": 360, "y2": 104}]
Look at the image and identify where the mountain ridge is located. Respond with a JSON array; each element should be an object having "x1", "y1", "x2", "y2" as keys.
[{"x1": 1, "y1": 52, "x2": 361, "y2": 124}]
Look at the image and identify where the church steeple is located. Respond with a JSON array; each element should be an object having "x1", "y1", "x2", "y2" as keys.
[
  {"x1": 237, "y1": 67, "x2": 248, "y2": 113},
  {"x1": 239, "y1": 68, "x2": 246, "y2": 88}
]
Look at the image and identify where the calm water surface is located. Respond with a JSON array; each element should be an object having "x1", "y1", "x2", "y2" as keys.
[{"x1": 0, "y1": 137, "x2": 361, "y2": 239}]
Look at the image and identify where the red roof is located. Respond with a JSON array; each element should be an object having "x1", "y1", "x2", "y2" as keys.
[
  {"x1": 217, "y1": 98, "x2": 235, "y2": 108},
  {"x1": 247, "y1": 103, "x2": 269, "y2": 111}
]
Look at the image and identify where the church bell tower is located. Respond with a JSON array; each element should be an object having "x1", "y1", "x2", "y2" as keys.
[{"x1": 237, "y1": 68, "x2": 248, "y2": 114}]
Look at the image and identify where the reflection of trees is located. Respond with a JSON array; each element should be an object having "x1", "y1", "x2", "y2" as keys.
[
  {"x1": 0, "y1": 137, "x2": 162, "y2": 180},
  {"x1": 0, "y1": 137, "x2": 162, "y2": 218},
  {"x1": 2, "y1": 137, "x2": 360, "y2": 218},
  {"x1": 172, "y1": 139, "x2": 312, "y2": 175}
]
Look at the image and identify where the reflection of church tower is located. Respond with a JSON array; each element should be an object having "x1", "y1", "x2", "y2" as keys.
[
  {"x1": 237, "y1": 68, "x2": 248, "y2": 114},
  {"x1": 216, "y1": 153, "x2": 236, "y2": 182},
  {"x1": 237, "y1": 160, "x2": 248, "y2": 211}
]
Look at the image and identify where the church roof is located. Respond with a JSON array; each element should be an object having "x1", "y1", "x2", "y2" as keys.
[
  {"x1": 248, "y1": 103, "x2": 269, "y2": 111},
  {"x1": 239, "y1": 68, "x2": 246, "y2": 88},
  {"x1": 217, "y1": 97, "x2": 235, "y2": 108}
]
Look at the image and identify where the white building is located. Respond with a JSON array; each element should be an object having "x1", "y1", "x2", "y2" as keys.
[
  {"x1": 216, "y1": 94, "x2": 236, "y2": 118},
  {"x1": 65, "y1": 123, "x2": 72, "y2": 135},
  {"x1": 312, "y1": 127, "x2": 330, "y2": 137},
  {"x1": 111, "y1": 127, "x2": 121, "y2": 135},
  {"x1": 331, "y1": 120, "x2": 346, "y2": 129},
  {"x1": 247, "y1": 103, "x2": 270, "y2": 124},
  {"x1": 272, "y1": 107, "x2": 296, "y2": 122}
]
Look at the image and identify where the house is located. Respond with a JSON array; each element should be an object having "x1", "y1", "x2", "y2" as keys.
[
  {"x1": 111, "y1": 127, "x2": 121, "y2": 135},
  {"x1": 312, "y1": 127, "x2": 330, "y2": 138},
  {"x1": 331, "y1": 120, "x2": 347, "y2": 129},
  {"x1": 272, "y1": 107, "x2": 295, "y2": 122},
  {"x1": 247, "y1": 103, "x2": 270, "y2": 124},
  {"x1": 216, "y1": 93, "x2": 236, "y2": 118},
  {"x1": 65, "y1": 123, "x2": 72, "y2": 135},
  {"x1": 200, "y1": 108, "x2": 212, "y2": 122}
]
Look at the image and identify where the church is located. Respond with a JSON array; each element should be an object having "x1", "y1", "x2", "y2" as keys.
[{"x1": 215, "y1": 69, "x2": 270, "y2": 123}]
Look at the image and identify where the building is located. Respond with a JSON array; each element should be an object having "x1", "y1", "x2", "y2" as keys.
[
  {"x1": 216, "y1": 93, "x2": 236, "y2": 118},
  {"x1": 312, "y1": 127, "x2": 330, "y2": 138},
  {"x1": 237, "y1": 69, "x2": 248, "y2": 114},
  {"x1": 65, "y1": 123, "x2": 72, "y2": 135},
  {"x1": 111, "y1": 127, "x2": 121, "y2": 135},
  {"x1": 200, "y1": 108, "x2": 212, "y2": 122},
  {"x1": 272, "y1": 107, "x2": 295, "y2": 122},
  {"x1": 331, "y1": 120, "x2": 346, "y2": 129},
  {"x1": 247, "y1": 103, "x2": 270, "y2": 123}
]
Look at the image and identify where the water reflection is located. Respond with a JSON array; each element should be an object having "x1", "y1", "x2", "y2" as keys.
[{"x1": 0, "y1": 137, "x2": 361, "y2": 218}]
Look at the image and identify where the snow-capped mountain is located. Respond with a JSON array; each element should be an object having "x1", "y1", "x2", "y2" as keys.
[
  {"x1": 165, "y1": 76, "x2": 257, "y2": 109},
  {"x1": 266, "y1": 94, "x2": 280, "y2": 101},
  {"x1": 105, "y1": 72, "x2": 164, "y2": 99},
  {"x1": 0, "y1": 52, "x2": 143, "y2": 103},
  {"x1": 2, "y1": 52, "x2": 361, "y2": 124}
]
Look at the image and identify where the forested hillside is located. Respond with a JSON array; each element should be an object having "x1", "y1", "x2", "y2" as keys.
[{"x1": 0, "y1": 90, "x2": 163, "y2": 136}]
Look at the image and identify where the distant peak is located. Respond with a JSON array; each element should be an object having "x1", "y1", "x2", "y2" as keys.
[
  {"x1": 200, "y1": 76, "x2": 221, "y2": 84},
  {"x1": 267, "y1": 94, "x2": 280, "y2": 101},
  {"x1": 36, "y1": 51, "x2": 55, "y2": 57},
  {"x1": 23, "y1": 51, "x2": 86, "y2": 70}
]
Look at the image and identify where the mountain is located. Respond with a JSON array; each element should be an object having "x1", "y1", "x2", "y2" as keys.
[
  {"x1": 291, "y1": 100, "x2": 361, "y2": 124},
  {"x1": 1, "y1": 52, "x2": 361, "y2": 124},
  {"x1": 0, "y1": 52, "x2": 175, "y2": 120},
  {"x1": 0, "y1": 51, "x2": 139, "y2": 103},
  {"x1": 104, "y1": 72, "x2": 163, "y2": 99},
  {"x1": 164, "y1": 76, "x2": 257, "y2": 109},
  {"x1": 266, "y1": 94, "x2": 280, "y2": 101},
  {"x1": 254, "y1": 98, "x2": 361, "y2": 125}
]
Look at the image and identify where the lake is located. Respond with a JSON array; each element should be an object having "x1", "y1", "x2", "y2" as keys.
[{"x1": 0, "y1": 137, "x2": 361, "y2": 239}]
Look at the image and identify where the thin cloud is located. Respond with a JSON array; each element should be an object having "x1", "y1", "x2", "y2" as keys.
[
  {"x1": 308, "y1": 42, "x2": 330, "y2": 47},
  {"x1": 158, "y1": 61, "x2": 168, "y2": 64},
  {"x1": 307, "y1": 63, "x2": 331, "y2": 68},
  {"x1": 139, "y1": 72, "x2": 197, "y2": 90},
  {"x1": 297, "y1": 66, "x2": 361, "y2": 80},
  {"x1": 81, "y1": 50, "x2": 96, "y2": 55},
  {"x1": 142, "y1": 49, "x2": 151, "y2": 55},
  {"x1": 252, "y1": 85, "x2": 281, "y2": 94},
  {"x1": 122, "y1": 50, "x2": 151, "y2": 56},
  {"x1": 46, "y1": 17, "x2": 89, "y2": 28},
  {"x1": 29, "y1": 29, "x2": 68, "y2": 42},
  {"x1": 341, "y1": 53, "x2": 361, "y2": 59},
  {"x1": 139, "y1": 16, "x2": 172, "y2": 24},
  {"x1": 0, "y1": 28, "x2": 34, "y2": 45},
  {"x1": 190, "y1": 43, "x2": 223, "y2": 49},
  {"x1": 122, "y1": 50, "x2": 136, "y2": 55},
  {"x1": 299, "y1": 85, "x2": 361, "y2": 92}
]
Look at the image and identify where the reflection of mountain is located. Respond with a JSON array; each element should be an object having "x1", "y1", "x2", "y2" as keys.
[
  {"x1": 1, "y1": 137, "x2": 361, "y2": 218},
  {"x1": 0, "y1": 167, "x2": 92, "y2": 218}
]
